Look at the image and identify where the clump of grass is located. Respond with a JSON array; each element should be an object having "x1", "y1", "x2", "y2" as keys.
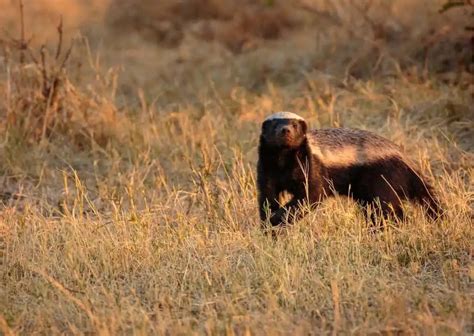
[{"x1": 1, "y1": 3, "x2": 130, "y2": 148}]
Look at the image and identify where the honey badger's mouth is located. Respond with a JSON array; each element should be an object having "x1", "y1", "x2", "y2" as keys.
[
  {"x1": 280, "y1": 135, "x2": 293, "y2": 142},
  {"x1": 276, "y1": 134, "x2": 301, "y2": 147}
]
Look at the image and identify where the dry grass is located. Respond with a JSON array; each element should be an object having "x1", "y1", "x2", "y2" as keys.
[{"x1": 0, "y1": 0, "x2": 473, "y2": 335}]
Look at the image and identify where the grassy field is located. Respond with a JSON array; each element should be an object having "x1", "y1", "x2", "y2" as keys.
[{"x1": 0, "y1": 0, "x2": 473, "y2": 334}]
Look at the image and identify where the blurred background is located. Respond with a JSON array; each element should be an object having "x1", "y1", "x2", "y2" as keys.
[{"x1": 1, "y1": 0, "x2": 471, "y2": 101}]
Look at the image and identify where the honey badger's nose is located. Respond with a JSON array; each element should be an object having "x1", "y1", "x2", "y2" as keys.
[{"x1": 280, "y1": 126, "x2": 291, "y2": 136}]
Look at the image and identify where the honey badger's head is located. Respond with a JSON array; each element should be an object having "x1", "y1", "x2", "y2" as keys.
[{"x1": 260, "y1": 112, "x2": 308, "y2": 148}]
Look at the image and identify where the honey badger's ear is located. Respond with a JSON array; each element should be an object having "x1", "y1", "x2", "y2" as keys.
[
  {"x1": 299, "y1": 119, "x2": 308, "y2": 134},
  {"x1": 261, "y1": 120, "x2": 270, "y2": 132}
]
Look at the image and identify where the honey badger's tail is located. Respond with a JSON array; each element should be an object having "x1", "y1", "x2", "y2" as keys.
[{"x1": 408, "y1": 168, "x2": 443, "y2": 220}]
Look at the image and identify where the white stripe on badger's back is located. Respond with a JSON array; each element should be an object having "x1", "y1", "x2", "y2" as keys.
[
  {"x1": 307, "y1": 128, "x2": 403, "y2": 167},
  {"x1": 264, "y1": 111, "x2": 305, "y2": 122}
]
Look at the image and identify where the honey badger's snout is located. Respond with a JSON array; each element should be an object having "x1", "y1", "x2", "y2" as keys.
[{"x1": 278, "y1": 124, "x2": 292, "y2": 137}]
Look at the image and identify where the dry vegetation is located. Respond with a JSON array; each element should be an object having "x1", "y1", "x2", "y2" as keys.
[{"x1": 0, "y1": 0, "x2": 473, "y2": 334}]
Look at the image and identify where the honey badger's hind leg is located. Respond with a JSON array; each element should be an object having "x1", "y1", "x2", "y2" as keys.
[
  {"x1": 355, "y1": 189, "x2": 405, "y2": 228},
  {"x1": 352, "y1": 158, "x2": 410, "y2": 226},
  {"x1": 357, "y1": 199, "x2": 404, "y2": 230},
  {"x1": 406, "y1": 167, "x2": 443, "y2": 220}
]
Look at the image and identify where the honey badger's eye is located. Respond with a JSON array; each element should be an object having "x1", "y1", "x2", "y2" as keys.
[{"x1": 291, "y1": 121, "x2": 298, "y2": 128}]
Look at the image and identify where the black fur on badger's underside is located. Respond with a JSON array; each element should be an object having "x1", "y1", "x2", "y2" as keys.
[{"x1": 326, "y1": 156, "x2": 442, "y2": 221}]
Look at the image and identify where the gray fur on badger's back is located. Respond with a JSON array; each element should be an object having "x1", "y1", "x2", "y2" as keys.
[{"x1": 307, "y1": 128, "x2": 404, "y2": 168}]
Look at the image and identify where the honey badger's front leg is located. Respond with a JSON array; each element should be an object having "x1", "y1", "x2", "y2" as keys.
[
  {"x1": 257, "y1": 170, "x2": 305, "y2": 227},
  {"x1": 257, "y1": 164, "x2": 311, "y2": 226},
  {"x1": 258, "y1": 181, "x2": 309, "y2": 227},
  {"x1": 257, "y1": 175, "x2": 281, "y2": 222},
  {"x1": 269, "y1": 181, "x2": 322, "y2": 226},
  {"x1": 269, "y1": 196, "x2": 304, "y2": 226}
]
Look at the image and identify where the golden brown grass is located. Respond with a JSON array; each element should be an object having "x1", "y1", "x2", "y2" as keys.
[{"x1": 0, "y1": 0, "x2": 473, "y2": 334}]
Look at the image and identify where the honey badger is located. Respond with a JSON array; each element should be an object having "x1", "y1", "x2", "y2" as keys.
[{"x1": 257, "y1": 111, "x2": 442, "y2": 227}]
